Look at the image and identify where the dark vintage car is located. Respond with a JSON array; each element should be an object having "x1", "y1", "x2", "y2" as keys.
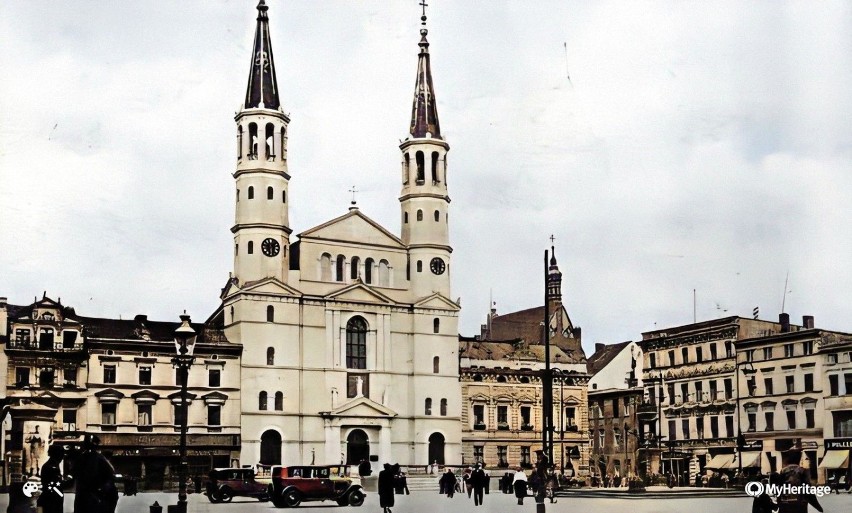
[
  {"x1": 205, "y1": 467, "x2": 270, "y2": 503},
  {"x1": 269, "y1": 465, "x2": 365, "y2": 508}
]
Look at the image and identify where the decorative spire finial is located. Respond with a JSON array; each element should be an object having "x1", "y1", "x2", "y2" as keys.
[
  {"x1": 349, "y1": 185, "x2": 359, "y2": 210},
  {"x1": 245, "y1": 0, "x2": 280, "y2": 110},
  {"x1": 409, "y1": 0, "x2": 441, "y2": 139}
]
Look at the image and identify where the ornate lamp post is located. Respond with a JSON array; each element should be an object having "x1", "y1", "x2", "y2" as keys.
[
  {"x1": 173, "y1": 314, "x2": 197, "y2": 513},
  {"x1": 734, "y1": 356, "x2": 756, "y2": 479}
]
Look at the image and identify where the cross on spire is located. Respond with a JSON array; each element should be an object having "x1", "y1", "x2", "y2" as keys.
[
  {"x1": 420, "y1": 0, "x2": 429, "y2": 22},
  {"x1": 549, "y1": 234, "x2": 556, "y2": 245},
  {"x1": 349, "y1": 185, "x2": 359, "y2": 206}
]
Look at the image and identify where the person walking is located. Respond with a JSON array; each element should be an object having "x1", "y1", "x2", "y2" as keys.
[
  {"x1": 378, "y1": 463, "x2": 395, "y2": 513},
  {"x1": 463, "y1": 467, "x2": 473, "y2": 498},
  {"x1": 512, "y1": 468, "x2": 528, "y2": 505},
  {"x1": 470, "y1": 464, "x2": 486, "y2": 506},
  {"x1": 775, "y1": 444, "x2": 823, "y2": 513},
  {"x1": 73, "y1": 434, "x2": 119, "y2": 513},
  {"x1": 38, "y1": 444, "x2": 72, "y2": 513},
  {"x1": 752, "y1": 478, "x2": 778, "y2": 513},
  {"x1": 440, "y1": 468, "x2": 457, "y2": 498}
]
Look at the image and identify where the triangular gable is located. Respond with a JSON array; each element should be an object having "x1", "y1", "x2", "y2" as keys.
[
  {"x1": 323, "y1": 396, "x2": 397, "y2": 418},
  {"x1": 414, "y1": 293, "x2": 461, "y2": 311},
  {"x1": 239, "y1": 277, "x2": 303, "y2": 297},
  {"x1": 299, "y1": 210, "x2": 405, "y2": 249},
  {"x1": 326, "y1": 282, "x2": 396, "y2": 305}
]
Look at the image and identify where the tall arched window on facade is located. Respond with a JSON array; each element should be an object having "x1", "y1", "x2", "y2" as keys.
[
  {"x1": 378, "y1": 260, "x2": 390, "y2": 287},
  {"x1": 440, "y1": 398, "x2": 448, "y2": 416},
  {"x1": 417, "y1": 210, "x2": 423, "y2": 221},
  {"x1": 320, "y1": 253, "x2": 332, "y2": 281},
  {"x1": 346, "y1": 317, "x2": 368, "y2": 369},
  {"x1": 265, "y1": 123, "x2": 275, "y2": 160},
  {"x1": 267, "y1": 305, "x2": 274, "y2": 322},
  {"x1": 434, "y1": 210, "x2": 440, "y2": 222},
  {"x1": 259, "y1": 391, "x2": 268, "y2": 411},
  {"x1": 248, "y1": 123, "x2": 258, "y2": 159},
  {"x1": 431, "y1": 151, "x2": 439, "y2": 182},
  {"x1": 415, "y1": 151, "x2": 425, "y2": 183},
  {"x1": 237, "y1": 125, "x2": 243, "y2": 160},
  {"x1": 248, "y1": 241, "x2": 254, "y2": 254},
  {"x1": 336, "y1": 255, "x2": 345, "y2": 282},
  {"x1": 433, "y1": 356, "x2": 440, "y2": 374},
  {"x1": 416, "y1": 260, "x2": 423, "y2": 273},
  {"x1": 267, "y1": 347, "x2": 275, "y2": 365},
  {"x1": 433, "y1": 318, "x2": 440, "y2": 333},
  {"x1": 248, "y1": 186, "x2": 254, "y2": 199},
  {"x1": 275, "y1": 391, "x2": 283, "y2": 411},
  {"x1": 350, "y1": 256, "x2": 360, "y2": 280},
  {"x1": 364, "y1": 258, "x2": 374, "y2": 284},
  {"x1": 425, "y1": 398, "x2": 432, "y2": 415},
  {"x1": 403, "y1": 153, "x2": 410, "y2": 185},
  {"x1": 267, "y1": 186, "x2": 274, "y2": 200}
]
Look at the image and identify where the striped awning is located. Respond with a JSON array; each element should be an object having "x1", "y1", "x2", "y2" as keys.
[
  {"x1": 819, "y1": 450, "x2": 850, "y2": 469},
  {"x1": 705, "y1": 454, "x2": 736, "y2": 470}
]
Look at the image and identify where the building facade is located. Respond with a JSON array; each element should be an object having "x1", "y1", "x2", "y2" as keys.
[
  {"x1": 206, "y1": 1, "x2": 462, "y2": 470},
  {"x1": 587, "y1": 341, "x2": 643, "y2": 481},
  {"x1": 821, "y1": 330, "x2": 852, "y2": 484},
  {"x1": 459, "y1": 250, "x2": 589, "y2": 473}
]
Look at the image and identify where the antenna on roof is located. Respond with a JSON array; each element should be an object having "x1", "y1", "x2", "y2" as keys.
[{"x1": 781, "y1": 271, "x2": 791, "y2": 313}]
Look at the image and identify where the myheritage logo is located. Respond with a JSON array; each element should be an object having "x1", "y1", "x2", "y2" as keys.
[{"x1": 744, "y1": 480, "x2": 831, "y2": 498}]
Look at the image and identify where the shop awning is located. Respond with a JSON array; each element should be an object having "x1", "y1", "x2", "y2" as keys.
[
  {"x1": 819, "y1": 450, "x2": 849, "y2": 469},
  {"x1": 729, "y1": 451, "x2": 761, "y2": 469},
  {"x1": 705, "y1": 454, "x2": 736, "y2": 470}
]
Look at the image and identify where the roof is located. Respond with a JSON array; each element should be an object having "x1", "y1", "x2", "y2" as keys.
[
  {"x1": 408, "y1": 17, "x2": 441, "y2": 139},
  {"x1": 244, "y1": 0, "x2": 280, "y2": 110},
  {"x1": 586, "y1": 341, "x2": 631, "y2": 376},
  {"x1": 485, "y1": 305, "x2": 586, "y2": 363},
  {"x1": 459, "y1": 339, "x2": 577, "y2": 364}
]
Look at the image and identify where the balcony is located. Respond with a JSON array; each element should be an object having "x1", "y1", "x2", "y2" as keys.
[
  {"x1": 521, "y1": 424, "x2": 534, "y2": 431},
  {"x1": 638, "y1": 401, "x2": 658, "y2": 414},
  {"x1": 473, "y1": 422, "x2": 486, "y2": 431},
  {"x1": 497, "y1": 422, "x2": 510, "y2": 431}
]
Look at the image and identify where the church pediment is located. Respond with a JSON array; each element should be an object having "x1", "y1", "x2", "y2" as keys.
[
  {"x1": 321, "y1": 396, "x2": 397, "y2": 418},
  {"x1": 299, "y1": 210, "x2": 405, "y2": 249},
  {"x1": 238, "y1": 277, "x2": 303, "y2": 298},
  {"x1": 414, "y1": 293, "x2": 460, "y2": 311},
  {"x1": 326, "y1": 282, "x2": 396, "y2": 305}
]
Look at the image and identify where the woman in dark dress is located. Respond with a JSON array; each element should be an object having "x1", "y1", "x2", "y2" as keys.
[
  {"x1": 378, "y1": 463, "x2": 396, "y2": 513},
  {"x1": 38, "y1": 445, "x2": 72, "y2": 513}
]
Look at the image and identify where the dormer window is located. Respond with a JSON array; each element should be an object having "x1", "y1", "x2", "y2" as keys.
[{"x1": 42, "y1": 313, "x2": 55, "y2": 321}]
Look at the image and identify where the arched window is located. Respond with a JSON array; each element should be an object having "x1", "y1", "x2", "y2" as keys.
[
  {"x1": 433, "y1": 356, "x2": 440, "y2": 374},
  {"x1": 346, "y1": 316, "x2": 368, "y2": 369},
  {"x1": 320, "y1": 253, "x2": 332, "y2": 281},
  {"x1": 235, "y1": 243, "x2": 238, "y2": 256},
  {"x1": 444, "y1": 155, "x2": 448, "y2": 183},
  {"x1": 378, "y1": 260, "x2": 390, "y2": 287},
  {"x1": 282, "y1": 190, "x2": 286, "y2": 203},
  {"x1": 350, "y1": 256, "x2": 360, "y2": 280},
  {"x1": 403, "y1": 153, "x2": 410, "y2": 185},
  {"x1": 404, "y1": 212, "x2": 409, "y2": 224},
  {"x1": 281, "y1": 127, "x2": 287, "y2": 161},
  {"x1": 237, "y1": 125, "x2": 243, "y2": 160},
  {"x1": 248, "y1": 241, "x2": 254, "y2": 254},
  {"x1": 431, "y1": 151, "x2": 439, "y2": 182},
  {"x1": 416, "y1": 210, "x2": 423, "y2": 221},
  {"x1": 415, "y1": 151, "x2": 425, "y2": 183},
  {"x1": 336, "y1": 255, "x2": 345, "y2": 282},
  {"x1": 425, "y1": 398, "x2": 432, "y2": 415},
  {"x1": 440, "y1": 398, "x2": 448, "y2": 416},
  {"x1": 416, "y1": 260, "x2": 423, "y2": 273},
  {"x1": 229, "y1": 306, "x2": 234, "y2": 322},
  {"x1": 267, "y1": 186, "x2": 273, "y2": 200},
  {"x1": 259, "y1": 391, "x2": 268, "y2": 411},
  {"x1": 248, "y1": 186, "x2": 254, "y2": 199},
  {"x1": 236, "y1": 189, "x2": 240, "y2": 202},
  {"x1": 433, "y1": 318, "x2": 440, "y2": 333},
  {"x1": 266, "y1": 305, "x2": 274, "y2": 322},
  {"x1": 260, "y1": 430, "x2": 282, "y2": 465},
  {"x1": 364, "y1": 258, "x2": 374, "y2": 284},
  {"x1": 274, "y1": 391, "x2": 283, "y2": 411},
  {"x1": 267, "y1": 347, "x2": 275, "y2": 365},
  {"x1": 248, "y1": 123, "x2": 258, "y2": 159},
  {"x1": 265, "y1": 123, "x2": 275, "y2": 160},
  {"x1": 434, "y1": 210, "x2": 440, "y2": 222}
]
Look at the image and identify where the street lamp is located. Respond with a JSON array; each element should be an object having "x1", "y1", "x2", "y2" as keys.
[
  {"x1": 173, "y1": 313, "x2": 197, "y2": 513},
  {"x1": 734, "y1": 356, "x2": 756, "y2": 478},
  {"x1": 551, "y1": 368, "x2": 566, "y2": 472}
]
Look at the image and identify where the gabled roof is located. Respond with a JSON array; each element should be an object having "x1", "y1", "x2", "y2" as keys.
[
  {"x1": 325, "y1": 281, "x2": 397, "y2": 306},
  {"x1": 320, "y1": 395, "x2": 397, "y2": 418},
  {"x1": 483, "y1": 304, "x2": 586, "y2": 363},
  {"x1": 238, "y1": 277, "x2": 303, "y2": 297},
  {"x1": 299, "y1": 209, "x2": 405, "y2": 249},
  {"x1": 586, "y1": 341, "x2": 632, "y2": 376},
  {"x1": 414, "y1": 292, "x2": 460, "y2": 311}
]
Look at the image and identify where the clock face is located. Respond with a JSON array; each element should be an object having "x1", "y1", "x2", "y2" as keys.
[
  {"x1": 430, "y1": 257, "x2": 446, "y2": 275},
  {"x1": 261, "y1": 238, "x2": 280, "y2": 257}
]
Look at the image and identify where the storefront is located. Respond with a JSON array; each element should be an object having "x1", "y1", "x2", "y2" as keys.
[{"x1": 820, "y1": 439, "x2": 852, "y2": 488}]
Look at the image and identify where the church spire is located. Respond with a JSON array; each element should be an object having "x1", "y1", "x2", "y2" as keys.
[
  {"x1": 547, "y1": 242, "x2": 563, "y2": 303},
  {"x1": 244, "y1": 0, "x2": 280, "y2": 110},
  {"x1": 409, "y1": 3, "x2": 441, "y2": 139}
]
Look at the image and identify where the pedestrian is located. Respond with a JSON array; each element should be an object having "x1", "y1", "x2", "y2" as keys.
[
  {"x1": 73, "y1": 434, "x2": 119, "y2": 513},
  {"x1": 439, "y1": 468, "x2": 457, "y2": 498},
  {"x1": 546, "y1": 467, "x2": 558, "y2": 503},
  {"x1": 359, "y1": 459, "x2": 372, "y2": 477},
  {"x1": 512, "y1": 468, "x2": 528, "y2": 505},
  {"x1": 38, "y1": 444, "x2": 73, "y2": 513},
  {"x1": 775, "y1": 443, "x2": 823, "y2": 513},
  {"x1": 752, "y1": 478, "x2": 778, "y2": 513},
  {"x1": 399, "y1": 471, "x2": 410, "y2": 494},
  {"x1": 463, "y1": 467, "x2": 473, "y2": 498},
  {"x1": 470, "y1": 463, "x2": 486, "y2": 506},
  {"x1": 378, "y1": 463, "x2": 395, "y2": 513}
]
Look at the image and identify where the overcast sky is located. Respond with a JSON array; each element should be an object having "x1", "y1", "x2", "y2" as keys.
[{"x1": 1, "y1": 1, "x2": 850, "y2": 356}]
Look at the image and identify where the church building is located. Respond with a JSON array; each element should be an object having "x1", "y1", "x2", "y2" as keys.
[{"x1": 207, "y1": 1, "x2": 462, "y2": 470}]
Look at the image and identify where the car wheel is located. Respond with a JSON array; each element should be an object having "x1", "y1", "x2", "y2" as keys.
[
  {"x1": 258, "y1": 490, "x2": 270, "y2": 502},
  {"x1": 208, "y1": 491, "x2": 221, "y2": 503},
  {"x1": 283, "y1": 489, "x2": 303, "y2": 507},
  {"x1": 219, "y1": 488, "x2": 234, "y2": 503},
  {"x1": 347, "y1": 489, "x2": 365, "y2": 507}
]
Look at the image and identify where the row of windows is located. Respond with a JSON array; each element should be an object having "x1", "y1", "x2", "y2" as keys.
[
  {"x1": 647, "y1": 341, "x2": 734, "y2": 368},
  {"x1": 473, "y1": 445, "x2": 534, "y2": 468},
  {"x1": 11, "y1": 328, "x2": 80, "y2": 350},
  {"x1": 237, "y1": 122, "x2": 287, "y2": 162},
  {"x1": 258, "y1": 391, "x2": 284, "y2": 411},
  {"x1": 424, "y1": 398, "x2": 448, "y2": 416},
  {"x1": 745, "y1": 341, "x2": 815, "y2": 362},
  {"x1": 646, "y1": 378, "x2": 735, "y2": 406},
  {"x1": 237, "y1": 186, "x2": 286, "y2": 202},
  {"x1": 101, "y1": 403, "x2": 222, "y2": 430},
  {"x1": 664, "y1": 415, "x2": 736, "y2": 441},
  {"x1": 319, "y1": 254, "x2": 390, "y2": 286},
  {"x1": 471, "y1": 405, "x2": 577, "y2": 430},
  {"x1": 402, "y1": 150, "x2": 446, "y2": 185},
  {"x1": 744, "y1": 404, "x2": 817, "y2": 432},
  {"x1": 14, "y1": 367, "x2": 77, "y2": 388},
  {"x1": 403, "y1": 209, "x2": 446, "y2": 223},
  {"x1": 101, "y1": 365, "x2": 221, "y2": 387},
  {"x1": 745, "y1": 373, "x2": 815, "y2": 397}
]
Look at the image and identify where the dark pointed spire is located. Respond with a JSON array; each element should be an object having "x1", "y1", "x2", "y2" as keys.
[
  {"x1": 547, "y1": 242, "x2": 563, "y2": 302},
  {"x1": 409, "y1": 4, "x2": 441, "y2": 139},
  {"x1": 244, "y1": 0, "x2": 280, "y2": 110}
]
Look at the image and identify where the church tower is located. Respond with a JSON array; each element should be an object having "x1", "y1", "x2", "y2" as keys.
[
  {"x1": 232, "y1": 0, "x2": 291, "y2": 284},
  {"x1": 399, "y1": 11, "x2": 451, "y2": 298}
]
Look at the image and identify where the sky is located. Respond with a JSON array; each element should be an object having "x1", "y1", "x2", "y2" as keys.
[{"x1": 1, "y1": 1, "x2": 850, "y2": 357}]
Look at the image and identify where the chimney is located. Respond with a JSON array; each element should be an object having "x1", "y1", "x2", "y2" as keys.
[
  {"x1": 780, "y1": 313, "x2": 790, "y2": 333},
  {"x1": 595, "y1": 342, "x2": 605, "y2": 354},
  {"x1": 802, "y1": 316, "x2": 814, "y2": 329}
]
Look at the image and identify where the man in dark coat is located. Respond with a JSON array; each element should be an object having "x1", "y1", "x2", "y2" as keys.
[
  {"x1": 775, "y1": 445, "x2": 823, "y2": 513},
  {"x1": 439, "y1": 469, "x2": 457, "y2": 498},
  {"x1": 752, "y1": 478, "x2": 779, "y2": 513},
  {"x1": 470, "y1": 464, "x2": 487, "y2": 506},
  {"x1": 73, "y1": 435, "x2": 118, "y2": 513},
  {"x1": 377, "y1": 463, "x2": 396, "y2": 513},
  {"x1": 38, "y1": 444, "x2": 72, "y2": 513}
]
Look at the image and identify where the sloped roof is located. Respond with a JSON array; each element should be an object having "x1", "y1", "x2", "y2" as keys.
[
  {"x1": 586, "y1": 341, "x2": 631, "y2": 376},
  {"x1": 459, "y1": 339, "x2": 576, "y2": 364},
  {"x1": 485, "y1": 305, "x2": 586, "y2": 363}
]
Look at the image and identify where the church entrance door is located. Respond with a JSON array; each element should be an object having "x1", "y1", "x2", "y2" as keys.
[
  {"x1": 346, "y1": 429, "x2": 370, "y2": 465},
  {"x1": 428, "y1": 432, "x2": 445, "y2": 465}
]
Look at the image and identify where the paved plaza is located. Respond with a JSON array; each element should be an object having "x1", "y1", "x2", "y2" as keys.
[{"x1": 1, "y1": 491, "x2": 850, "y2": 513}]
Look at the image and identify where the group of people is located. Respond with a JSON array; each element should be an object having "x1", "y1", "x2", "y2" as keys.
[
  {"x1": 437, "y1": 463, "x2": 490, "y2": 505},
  {"x1": 376, "y1": 463, "x2": 410, "y2": 513},
  {"x1": 9, "y1": 434, "x2": 118, "y2": 513}
]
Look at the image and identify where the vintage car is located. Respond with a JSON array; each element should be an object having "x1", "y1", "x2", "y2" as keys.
[
  {"x1": 205, "y1": 467, "x2": 270, "y2": 503},
  {"x1": 269, "y1": 465, "x2": 365, "y2": 508}
]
